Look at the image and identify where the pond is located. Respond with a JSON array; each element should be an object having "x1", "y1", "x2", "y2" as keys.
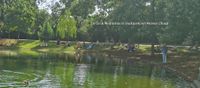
[{"x1": 0, "y1": 50, "x2": 193, "y2": 88}]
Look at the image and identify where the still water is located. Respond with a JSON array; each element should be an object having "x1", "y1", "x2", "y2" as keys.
[{"x1": 0, "y1": 50, "x2": 192, "y2": 88}]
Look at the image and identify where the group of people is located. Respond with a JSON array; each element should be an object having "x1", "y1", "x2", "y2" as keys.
[
  {"x1": 127, "y1": 44, "x2": 136, "y2": 52},
  {"x1": 126, "y1": 43, "x2": 168, "y2": 64},
  {"x1": 76, "y1": 41, "x2": 168, "y2": 64}
]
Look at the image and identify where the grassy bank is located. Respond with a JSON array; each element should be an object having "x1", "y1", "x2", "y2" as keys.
[
  {"x1": 0, "y1": 39, "x2": 77, "y2": 55},
  {"x1": 0, "y1": 39, "x2": 199, "y2": 81}
]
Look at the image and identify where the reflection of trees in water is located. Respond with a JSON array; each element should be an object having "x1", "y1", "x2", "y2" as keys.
[
  {"x1": 113, "y1": 65, "x2": 124, "y2": 87},
  {"x1": 150, "y1": 66, "x2": 157, "y2": 86},
  {"x1": 36, "y1": 69, "x2": 61, "y2": 88},
  {"x1": 73, "y1": 64, "x2": 90, "y2": 87},
  {"x1": 149, "y1": 66, "x2": 192, "y2": 88},
  {"x1": 77, "y1": 53, "x2": 195, "y2": 88},
  {"x1": 193, "y1": 67, "x2": 200, "y2": 88},
  {"x1": 160, "y1": 68, "x2": 166, "y2": 79},
  {"x1": 198, "y1": 67, "x2": 200, "y2": 81},
  {"x1": 0, "y1": 53, "x2": 194, "y2": 88}
]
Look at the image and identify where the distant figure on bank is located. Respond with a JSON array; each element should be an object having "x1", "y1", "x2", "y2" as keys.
[
  {"x1": 66, "y1": 41, "x2": 71, "y2": 47},
  {"x1": 76, "y1": 42, "x2": 81, "y2": 49},
  {"x1": 161, "y1": 44, "x2": 167, "y2": 64},
  {"x1": 127, "y1": 44, "x2": 132, "y2": 52},
  {"x1": 87, "y1": 43, "x2": 94, "y2": 49},
  {"x1": 128, "y1": 44, "x2": 135, "y2": 52}
]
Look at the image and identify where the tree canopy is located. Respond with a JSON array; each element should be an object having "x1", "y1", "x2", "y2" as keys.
[{"x1": 0, "y1": 0, "x2": 199, "y2": 48}]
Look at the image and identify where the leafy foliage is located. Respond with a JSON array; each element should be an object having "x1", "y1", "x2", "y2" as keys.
[
  {"x1": 56, "y1": 10, "x2": 77, "y2": 39},
  {"x1": 38, "y1": 20, "x2": 53, "y2": 41},
  {"x1": 0, "y1": 0, "x2": 199, "y2": 48}
]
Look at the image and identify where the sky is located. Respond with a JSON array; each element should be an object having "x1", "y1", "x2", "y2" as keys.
[
  {"x1": 37, "y1": 0, "x2": 151, "y2": 16},
  {"x1": 37, "y1": 0, "x2": 60, "y2": 14},
  {"x1": 37, "y1": 0, "x2": 101, "y2": 16}
]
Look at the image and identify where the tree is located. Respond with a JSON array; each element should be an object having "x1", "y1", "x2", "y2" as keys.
[
  {"x1": 56, "y1": 10, "x2": 77, "y2": 45},
  {"x1": 159, "y1": 0, "x2": 200, "y2": 49},
  {"x1": 0, "y1": 0, "x2": 37, "y2": 39},
  {"x1": 38, "y1": 20, "x2": 53, "y2": 46}
]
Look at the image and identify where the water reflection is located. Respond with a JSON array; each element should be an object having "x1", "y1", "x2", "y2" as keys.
[
  {"x1": 0, "y1": 50, "x2": 17, "y2": 56},
  {"x1": 193, "y1": 67, "x2": 200, "y2": 88},
  {"x1": 198, "y1": 67, "x2": 200, "y2": 81},
  {"x1": 73, "y1": 64, "x2": 90, "y2": 87},
  {"x1": 0, "y1": 51, "x2": 193, "y2": 88}
]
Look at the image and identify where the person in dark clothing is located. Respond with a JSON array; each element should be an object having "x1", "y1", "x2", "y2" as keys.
[
  {"x1": 128, "y1": 44, "x2": 132, "y2": 52},
  {"x1": 128, "y1": 44, "x2": 135, "y2": 52}
]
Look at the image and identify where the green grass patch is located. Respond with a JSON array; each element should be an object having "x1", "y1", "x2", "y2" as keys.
[
  {"x1": 17, "y1": 40, "x2": 40, "y2": 49},
  {"x1": 1, "y1": 39, "x2": 77, "y2": 55},
  {"x1": 138, "y1": 45, "x2": 151, "y2": 53},
  {"x1": 18, "y1": 49, "x2": 40, "y2": 56}
]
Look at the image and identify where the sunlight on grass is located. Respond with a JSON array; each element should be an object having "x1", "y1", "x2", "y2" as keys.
[
  {"x1": 61, "y1": 46, "x2": 76, "y2": 55},
  {"x1": 18, "y1": 40, "x2": 40, "y2": 49},
  {"x1": 177, "y1": 48, "x2": 189, "y2": 53},
  {"x1": 18, "y1": 49, "x2": 39, "y2": 56},
  {"x1": 36, "y1": 44, "x2": 76, "y2": 55},
  {"x1": 64, "y1": 46, "x2": 75, "y2": 51},
  {"x1": 0, "y1": 50, "x2": 17, "y2": 56},
  {"x1": 138, "y1": 45, "x2": 151, "y2": 53}
]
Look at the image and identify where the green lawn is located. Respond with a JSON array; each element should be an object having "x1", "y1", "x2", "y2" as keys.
[
  {"x1": 0, "y1": 39, "x2": 76, "y2": 55},
  {"x1": 0, "y1": 39, "x2": 195, "y2": 56}
]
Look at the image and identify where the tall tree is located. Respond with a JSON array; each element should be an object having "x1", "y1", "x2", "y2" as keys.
[
  {"x1": 159, "y1": 0, "x2": 200, "y2": 48},
  {"x1": 37, "y1": 11, "x2": 54, "y2": 46},
  {"x1": 56, "y1": 10, "x2": 77, "y2": 44},
  {"x1": 1, "y1": 0, "x2": 37, "y2": 39}
]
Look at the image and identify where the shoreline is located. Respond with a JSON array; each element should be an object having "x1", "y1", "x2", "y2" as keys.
[
  {"x1": 0, "y1": 39, "x2": 199, "y2": 82},
  {"x1": 82, "y1": 50, "x2": 199, "y2": 82}
]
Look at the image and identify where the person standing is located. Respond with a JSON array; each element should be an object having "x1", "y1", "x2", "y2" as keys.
[
  {"x1": 128, "y1": 43, "x2": 133, "y2": 52},
  {"x1": 161, "y1": 44, "x2": 167, "y2": 64}
]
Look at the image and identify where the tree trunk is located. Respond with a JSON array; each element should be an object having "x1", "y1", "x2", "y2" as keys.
[
  {"x1": 9, "y1": 31, "x2": 11, "y2": 39},
  {"x1": 57, "y1": 38, "x2": 60, "y2": 45},
  {"x1": 137, "y1": 43, "x2": 140, "y2": 48},
  {"x1": 17, "y1": 32, "x2": 20, "y2": 39},
  {"x1": 44, "y1": 39, "x2": 48, "y2": 47}
]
